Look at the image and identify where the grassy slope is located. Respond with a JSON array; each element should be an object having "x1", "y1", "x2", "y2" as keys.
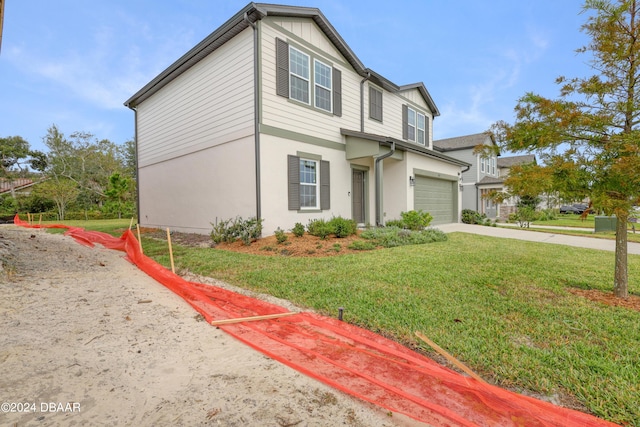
[{"x1": 42, "y1": 219, "x2": 640, "y2": 425}]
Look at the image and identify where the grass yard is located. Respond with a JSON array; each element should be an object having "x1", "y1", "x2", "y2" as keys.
[{"x1": 37, "y1": 219, "x2": 640, "y2": 425}]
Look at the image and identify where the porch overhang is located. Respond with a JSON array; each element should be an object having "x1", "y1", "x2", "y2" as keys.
[{"x1": 341, "y1": 129, "x2": 469, "y2": 167}]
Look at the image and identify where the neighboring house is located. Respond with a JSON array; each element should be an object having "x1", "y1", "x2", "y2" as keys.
[
  {"x1": 496, "y1": 154, "x2": 537, "y2": 219},
  {"x1": 433, "y1": 133, "x2": 501, "y2": 218},
  {"x1": 125, "y1": 3, "x2": 469, "y2": 235},
  {"x1": 0, "y1": 178, "x2": 36, "y2": 198}
]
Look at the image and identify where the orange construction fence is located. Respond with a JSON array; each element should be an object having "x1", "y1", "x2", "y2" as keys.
[{"x1": 13, "y1": 215, "x2": 620, "y2": 427}]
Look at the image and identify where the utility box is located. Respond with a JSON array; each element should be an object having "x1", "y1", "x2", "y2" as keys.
[{"x1": 594, "y1": 216, "x2": 617, "y2": 233}]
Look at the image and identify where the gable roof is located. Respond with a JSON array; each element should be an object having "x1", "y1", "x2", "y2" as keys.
[
  {"x1": 432, "y1": 132, "x2": 497, "y2": 153},
  {"x1": 497, "y1": 154, "x2": 536, "y2": 168},
  {"x1": 124, "y1": 2, "x2": 439, "y2": 115}
]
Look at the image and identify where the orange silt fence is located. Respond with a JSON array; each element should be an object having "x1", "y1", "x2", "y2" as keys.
[{"x1": 13, "y1": 215, "x2": 620, "y2": 427}]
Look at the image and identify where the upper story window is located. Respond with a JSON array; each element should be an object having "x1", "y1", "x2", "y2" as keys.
[
  {"x1": 314, "y1": 59, "x2": 332, "y2": 112},
  {"x1": 369, "y1": 86, "x2": 383, "y2": 122},
  {"x1": 403, "y1": 105, "x2": 427, "y2": 145},
  {"x1": 276, "y1": 38, "x2": 342, "y2": 116},
  {"x1": 289, "y1": 47, "x2": 310, "y2": 104}
]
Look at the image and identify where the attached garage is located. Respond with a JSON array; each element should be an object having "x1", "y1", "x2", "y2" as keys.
[{"x1": 414, "y1": 175, "x2": 457, "y2": 224}]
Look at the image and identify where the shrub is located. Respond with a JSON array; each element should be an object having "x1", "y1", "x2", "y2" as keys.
[
  {"x1": 211, "y1": 216, "x2": 263, "y2": 245},
  {"x1": 328, "y1": 216, "x2": 357, "y2": 238},
  {"x1": 384, "y1": 219, "x2": 404, "y2": 228},
  {"x1": 274, "y1": 227, "x2": 288, "y2": 244},
  {"x1": 292, "y1": 222, "x2": 305, "y2": 237},
  {"x1": 360, "y1": 226, "x2": 447, "y2": 248},
  {"x1": 515, "y1": 206, "x2": 536, "y2": 228},
  {"x1": 400, "y1": 210, "x2": 433, "y2": 230},
  {"x1": 348, "y1": 240, "x2": 377, "y2": 251},
  {"x1": 461, "y1": 209, "x2": 484, "y2": 224},
  {"x1": 307, "y1": 218, "x2": 332, "y2": 239}
]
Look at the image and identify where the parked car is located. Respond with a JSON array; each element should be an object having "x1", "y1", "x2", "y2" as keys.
[
  {"x1": 559, "y1": 205, "x2": 580, "y2": 214},
  {"x1": 572, "y1": 203, "x2": 589, "y2": 214}
]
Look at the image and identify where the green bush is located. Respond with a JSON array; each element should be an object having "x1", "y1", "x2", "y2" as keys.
[
  {"x1": 384, "y1": 219, "x2": 404, "y2": 228},
  {"x1": 211, "y1": 216, "x2": 263, "y2": 245},
  {"x1": 307, "y1": 218, "x2": 332, "y2": 239},
  {"x1": 274, "y1": 227, "x2": 288, "y2": 244},
  {"x1": 462, "y1": 209, "x2": 484, "y2": 224},
  {"x1": 360, "y1": 226, "x2": 447, "y2": 248},
  {"x1": 515, "y1": 206, "x2": 537, "y2": 228},
  {"x1": 400, "y1": 210, "x2": 433, "y2": 230},
  {"x1": 292, "y1": 222, "x2": 305, "y2": 237},
  {"x1": 348, "y1": 240, "x2": 378, "y2": 251},
  {"x1": 328, "y1": 216, "x2": 357, "y2": 238}
]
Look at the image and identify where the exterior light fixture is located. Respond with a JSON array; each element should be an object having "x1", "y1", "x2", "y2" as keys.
[{"x1": 409, "y1": 176, "x2": 415, "y2": 186}]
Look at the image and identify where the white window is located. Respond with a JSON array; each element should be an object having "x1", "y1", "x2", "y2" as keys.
[
  {"x1": 289, "y1": 47, "x2": 310, "y2": 104},
  {"x1": 491, "y1": 157, "x2": 496, "y2": 175},
  {"x1": 407, "y1": 108, "x2": 416, "y2": 141},
  {"x1": 417, "y1": 113, "x2": 426, "y2": 145},
  {"x1": 480, "y1": 157, "x2": 485, "y2": 173},
  {"x1": 300, "y1": 159, "x2": 319, "y2": 209},
  {"x1": 314, "y1": 59, "x2": 332, "y2": 112}
]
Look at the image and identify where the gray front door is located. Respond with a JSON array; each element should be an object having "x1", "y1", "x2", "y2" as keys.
[{"x1": 352, "y1": 170, "x2": 365, "y2": 224}]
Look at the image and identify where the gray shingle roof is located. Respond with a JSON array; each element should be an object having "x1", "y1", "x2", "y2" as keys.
[
  {"x1": 497, "y1": 154, "x2": 536, "y2": 168},
  {"x1": 432, "y1": 133, "x2": 496, "y2": 152}
]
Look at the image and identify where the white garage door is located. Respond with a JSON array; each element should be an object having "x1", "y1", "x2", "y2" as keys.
[{"x1": 414, "y1": 176, "x2": 455, "y2": 224}]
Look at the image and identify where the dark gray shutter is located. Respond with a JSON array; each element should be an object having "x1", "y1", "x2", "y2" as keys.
[
  {"x1": 402, "y1": 104, "x2": 408, "y2": 140},
  {"x1": 369, "y1": 87, "x2": 382, "y2": 121},
  {"x1": 276, "y1": 38, "x2": 289, "y2": 98},
  {"x1": 332, "y1": 68, "x2": 342, "y2": 117},
  {"x1": 425, "y1": 116, "x2": 430, "y2": 145},
  {"x1": 287, "y1": 155, "x2": 300, "y2": 210},
  {"x1": 320, "y1": 160, "x2": 330, "y2": 210}
]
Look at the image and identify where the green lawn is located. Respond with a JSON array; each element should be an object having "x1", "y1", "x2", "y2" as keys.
[{"x1": 42, "y1": 220, "x2": 640, "y2": 425}]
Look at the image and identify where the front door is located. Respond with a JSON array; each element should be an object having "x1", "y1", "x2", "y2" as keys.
[{"x1": 352, "y1": 170, "x2": 365, "y2": 225}]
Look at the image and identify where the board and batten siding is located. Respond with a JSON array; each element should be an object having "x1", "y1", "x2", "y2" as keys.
[
  {"x1": 136, "y1": 28, "x2": 255, "y2": 168},
  {"x1": 260, "y1": 18, "x2": 360, "y2": 144}
]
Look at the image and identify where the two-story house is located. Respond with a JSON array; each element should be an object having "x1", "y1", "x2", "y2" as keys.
[
  {"x1": 124, "y1": 3, "x2": 469, "y2": 235},
  {"x1": 433, "y1": 133, "x2": 500, "y2": 218}
]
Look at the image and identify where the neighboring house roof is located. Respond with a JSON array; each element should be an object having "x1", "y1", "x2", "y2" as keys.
[
  {"x1": 476, "y1": 175, "x2": 504, "y2": 185},
  {"x1": 340, "y1": 129, "x2": 470, "y2": 167},
  {"x1": 124, "y1": 2, "x2": 440, "y2": 116},
  {"x1": 0, "y1": 178, "x2": 35, "y2": 194},
  {"x1": 497, "y1": 154, "x2": 536, "y2": 168},
  {"x1": 432, "y1": 132, "x2": 497, "y2": 153}
]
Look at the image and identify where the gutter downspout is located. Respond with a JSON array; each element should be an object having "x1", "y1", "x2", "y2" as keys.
[
  {"x1": 374, "y1": 141, "x2": 395, "y2": 226},
  {"x1": 245, "y1": 12, "x2": 261, "y2": 224},
  {"x1": 130, "y1": 106, "x2": 141, "y2": 227},
  {"x1": 360, "y1": 72, "x2": 371, "y2": 132}
]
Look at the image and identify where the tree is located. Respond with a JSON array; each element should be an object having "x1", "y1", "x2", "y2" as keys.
[
  {"x1": 34, "y1": 179, "x2": 79, "y2": 221},
  {"x1": 104, "y1": 172, "x2": 132, "y2": 219},
  {"x1": 491, "y1": 0, "x2": 640, "y2": 298}
]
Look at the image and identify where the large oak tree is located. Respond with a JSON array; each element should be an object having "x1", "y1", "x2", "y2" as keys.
[{"x1": 492, "y1": 0, "x2": 640, "y2": 298}]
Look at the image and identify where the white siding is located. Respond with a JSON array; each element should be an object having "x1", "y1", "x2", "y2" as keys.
[
  {"x1": 136, "y1": 28, "x2": 255, "y2": 167},
  {"x1": 138, "y1": 136, "x2": 256, "y2": 234}
]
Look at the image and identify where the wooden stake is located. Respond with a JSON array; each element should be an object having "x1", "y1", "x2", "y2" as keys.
[
  {"x1": 27, "y1": 212, "x2": 31, "y2": 224},
  {"x1": 129, "y1": 217, "x2": 134, "y2": 230},
  {"x1": 210, "y1": 312, "x2": 297, "y2": 326},
  {"x1": 415, "y1": 331, "x2": 486, "y2": 383},
  {"x1": 136, "y1": 224, "x2": 143, "y2": 254},
  {"x1": 166, "y1": 228, "x2": 175, "y2": 274},
  {"x1": 38, "y1": 214, "x2": 42, "y2": 225}
]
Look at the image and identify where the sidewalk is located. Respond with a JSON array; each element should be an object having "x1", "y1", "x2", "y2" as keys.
[{"x1": 436, "y1": 223, "x2": 640, "y2": 255}]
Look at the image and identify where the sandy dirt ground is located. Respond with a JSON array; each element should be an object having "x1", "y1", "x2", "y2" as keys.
[{"x1": 0, "y1": 226, "x2": 426, "y2": 427}]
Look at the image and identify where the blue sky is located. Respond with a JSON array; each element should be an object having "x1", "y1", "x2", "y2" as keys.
[{"x1": 1, "y1": 1, "x2": 591, "y2": 154}]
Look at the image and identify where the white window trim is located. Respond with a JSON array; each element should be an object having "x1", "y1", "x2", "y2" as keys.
[
  {"x1": 300, "y1": 158, "x2": 319, "y2": 209},
  {"x1": 480, "y1": 157, "x2": 485, "y2": 173},
  {"x1": 313, "y1": 58, "x2": 332, "y2": 113},
  {"x1": 289, "y1": 46, "x2": 310, "y2": 105},
  {"x1": 407, "y1": 107, "x2": 416, "y2": 142}
]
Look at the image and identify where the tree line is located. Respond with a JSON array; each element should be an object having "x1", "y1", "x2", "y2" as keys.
[{"x1": 0, "y1": 124, "x2": 136, "y2": 220}]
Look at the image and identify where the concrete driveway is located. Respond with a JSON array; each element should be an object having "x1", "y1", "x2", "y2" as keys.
[{"x1": 436, "y1": 223, "x2": 640, "y2": 255}]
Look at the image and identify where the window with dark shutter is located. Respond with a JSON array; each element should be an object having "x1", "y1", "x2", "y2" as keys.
[
  {"x1": 287, "y1": 155, "x2": 330, "y2": 211},
  {"x1": 369, "y1": 86, "x2": 383, "y2": 121}
]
